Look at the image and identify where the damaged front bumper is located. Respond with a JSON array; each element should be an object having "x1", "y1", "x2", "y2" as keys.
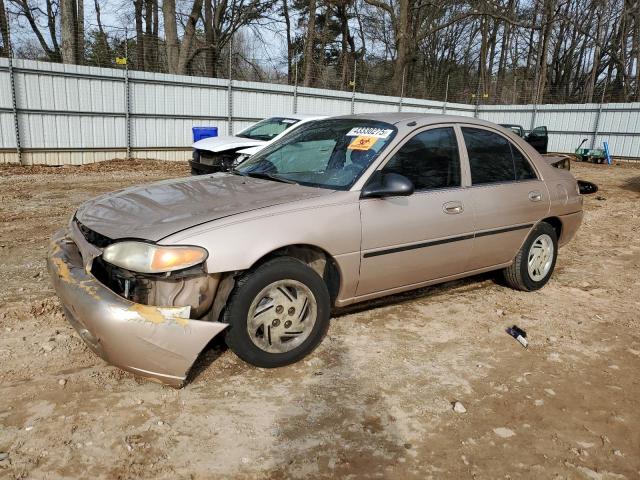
[{"x1": 47, "y1": 229, "x2": 228, "y2": 387}]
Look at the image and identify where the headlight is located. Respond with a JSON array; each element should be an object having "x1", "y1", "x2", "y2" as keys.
[{"x1": 102, "y1": 242, "x2": 208, "y2": 274}]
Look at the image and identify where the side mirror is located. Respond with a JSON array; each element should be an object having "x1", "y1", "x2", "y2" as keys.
[
  {"x1": 577, "y1": 180, "x2": 598, "y2": 195},
  {"x1": 361, "y1": 172, "x2": 415, "y2": 199}
]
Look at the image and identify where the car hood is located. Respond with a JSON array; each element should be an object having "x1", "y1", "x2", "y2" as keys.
[
  {"x1": 193, "y1": 135, "x2": 265, "y2": 153},
  {"x1": 75, "y1": 174, "x2": 332, "y2": 242},
  {"x1": 236, "y1": 145, "x2": 263, "y2": 155}
]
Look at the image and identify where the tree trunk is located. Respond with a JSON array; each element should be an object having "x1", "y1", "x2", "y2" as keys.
[
  {"x1": 175, "y1": 0, "x2": 203, "y2": 74},
  {"x1": 60, "y1": 0, "x2": 78, "y2": 63},
  {"x1": 204, "y1": 0, "x2": 214, "y2": 76},
  {"x1": 282, "y1": 0, "x2": 293, "y2": 84},
  {"x1": 392, "y1": 0, "x2": 409, "y2": 96},
  {"x1": 144, "y1": 0, "x2": 157, "y2": 71},
  {"x1": 0, "y1": 0, "x2": 9, "y2": 56},
  {"x1": 76, "y1": 0, "x2": 84, "y2": 62},
  {"x1": 303, "y1": 0, "x2": 317, "y2": 87},
  {"x1": 162, "y1": 0, "x2": 180, "y2": 74},
  {"x1": 534, "y1": 0, "x2": 555, "y2": 103},
  {"x1": 134, "y1": 0, "x2": 145, "y2": 69}
]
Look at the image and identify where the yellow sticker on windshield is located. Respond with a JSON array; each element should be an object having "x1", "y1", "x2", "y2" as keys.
[{"x1": 348, "y1": 136, "x2": 377, "y2": 150}]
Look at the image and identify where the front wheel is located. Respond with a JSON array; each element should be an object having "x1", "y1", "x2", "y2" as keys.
[
  {"x1": 224, "y1": 257, "x2": 331, "y2": 368},
  {"x1": 502, "y1": 222, "x2": 558, "y2": 291}
]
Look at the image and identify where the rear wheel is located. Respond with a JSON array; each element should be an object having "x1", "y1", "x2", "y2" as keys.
[
  {"x1": 224, "y1": 257, "x2": 331, "y2": 367},
  {"x1": 502, "y1": 222, "x2": 558, "y2": 291}
]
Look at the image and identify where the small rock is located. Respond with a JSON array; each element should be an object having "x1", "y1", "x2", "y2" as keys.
[
  {"x1": 157, "y1": 421, "x2": 164, "y2": 426},
  {"x1": 403, "y1": 443, "x2": 412, "y2": 449},
  {"x1": 314, "y1": 371, "x2": 323, "y2": 376},
  {"x1": 544, "y1": 388, "x2": 556, "y2": 396},
  {"x1": 534, "y1": 399, "x2": 544, "y2": 406},
  {"x1": 452, "y1": 401, "x2": 466, "y2": 413},
  {"x1": 577, "y1": 441, "x2": 595, "y2": 449},
  {"x1": 41, "y1": 343, "x2": 55, "y2": 352},
  {"x1": 547, "y1": 352, "x2": 561, "y2": 362},
  {"x1": 136, "y1": 399, "x2": 144, "y2": 405},
  {"x1": 613, "y1": 449, "x2": 623, "y2": 456},
  {"x1": 493, "y1": 427, "x2": 515, "y2": 438},
  {"x1": 0, "y1": 452, "x2": 8, "y2": 461},
  {"x1": 495, "y1": 309, "x2": 505, "y2": 316},
  {"x1": 58, "y1": 379, "x2": 67, "y2": 387},
  {"x1": 547, "y1": 336, "x2": 558, "y2": 344},
  {"x1": 25, "y1": 426, "x2": 33, "y2": 431},
  {"x1": 608, "y1": 365, "x2": 620, "y2": 370}
]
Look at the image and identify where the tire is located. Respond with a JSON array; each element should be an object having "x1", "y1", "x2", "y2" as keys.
[
  {"x1": 502, "y1": 222, "x2": 558, "y2": 291},
  {"x1": 224, "y1": 257, "x2": 331, "y2": 368}
]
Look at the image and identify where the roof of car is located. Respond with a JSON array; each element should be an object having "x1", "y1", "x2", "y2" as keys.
[
  {"x1": 334, "y1": 112, "x2": 498, "y2": 126},
  {"x1": 278, "y1": 114, "x2": 325, "y2": 120}
]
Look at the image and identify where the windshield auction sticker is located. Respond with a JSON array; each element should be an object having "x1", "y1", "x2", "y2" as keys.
[
  {"x1": 348, "y1": 136, "x2": 377, "y2": 150},
  {"x1": 346, "y1": 127, "x2": 393, "y2": 138}
]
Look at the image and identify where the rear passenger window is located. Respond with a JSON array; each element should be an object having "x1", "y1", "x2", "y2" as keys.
[
  {"x1": 462, "y1": 127, "x2": 537, "y2": 185},
  {"x1": 381, "y1": 127, "x2": 460, "y2": 190},
  {"x1": 512, "y1": 145, "x2": 537, "y2": 180}
]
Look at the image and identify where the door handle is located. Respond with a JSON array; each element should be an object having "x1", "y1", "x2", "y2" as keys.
[
  {"x1": 443, "y1": 201, "x2": 464, "y2": 214},
  {"x1": 528, "y1": 191, "x2": 542, "y2": 202}
]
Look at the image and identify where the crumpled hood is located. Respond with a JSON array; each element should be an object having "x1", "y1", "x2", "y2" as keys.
[
  {"x1": 193, "y1": 135, "x2": 265, "y2": 153},
  {"x1": 75, "y1": 174, "x2": 331, "y2": 242}
]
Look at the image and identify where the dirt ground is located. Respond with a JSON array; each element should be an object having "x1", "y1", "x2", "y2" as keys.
[{"x1": 0, "y1": 159, "x2": 638, "y2": 479}]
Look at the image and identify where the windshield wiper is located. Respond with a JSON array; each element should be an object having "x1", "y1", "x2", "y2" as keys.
[{"x1": 234, "y1": 170, "x2": 297, "y2": 184}]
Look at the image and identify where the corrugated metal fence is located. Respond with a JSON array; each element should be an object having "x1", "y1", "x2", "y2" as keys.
[{"x1": 1, "y1": 58, "x2": 639, "y2": 165}]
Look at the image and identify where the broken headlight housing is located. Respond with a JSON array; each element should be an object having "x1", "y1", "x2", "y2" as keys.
[{"x1": 102, "y1": 242, "x2": 208, "y2": 274}]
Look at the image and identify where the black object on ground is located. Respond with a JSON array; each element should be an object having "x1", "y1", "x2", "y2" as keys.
[{"x1": 506, "y1": 325, "x2": 529, "y2": 348}]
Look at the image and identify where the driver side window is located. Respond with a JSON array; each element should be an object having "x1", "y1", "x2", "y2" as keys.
[{"x1": 381, "y1": 127, "x2": 461, "y2": 191}]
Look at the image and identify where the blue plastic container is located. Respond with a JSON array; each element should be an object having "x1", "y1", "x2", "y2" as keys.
[{"x1": 192, "y1": 126, "x2": 218, "y2": 142}]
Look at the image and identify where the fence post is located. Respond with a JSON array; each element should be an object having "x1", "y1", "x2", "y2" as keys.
[
  {"x1": 442, "y1": 74, "x2": 449, "y2": 115},
  {"x1": 227, "y1": 35, "x2": 233, "y2": 135},
  {"x1": 398, "y1": 66, "x2": 406, "y2": 112},
  {"x1": 5, "y1": 12, "x2": 23, "y2": 165},
  {"x1": 350, "y1": 59, "x2": 357, "y2": 114},
  {"x1": 591, "y1": 81, "x2": 607, "y2": 149},
  {"x1": 292, "y1": 61, "x2": 298, "y2": 114},
  {"x1": 473, "y1": 77, "x2": 480, "y2": 118},
  {"x1": 529, "y1": 102, "x2": 538, "y2": 133},
  {"x1": 123, "y1": 28, "x2": 131, "y2": 160}
]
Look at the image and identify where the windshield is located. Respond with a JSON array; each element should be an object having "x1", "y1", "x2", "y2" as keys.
[
  {"x1": 235, "y1": 119, "x2": 397, "y2": 190},
  {"x1": 237, "y1": 117, "x2": 300, "y2": 141}
]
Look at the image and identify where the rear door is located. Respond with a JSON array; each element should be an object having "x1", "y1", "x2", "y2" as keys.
[
  {"x1": 357, "y1": 125, "x2": 475, "y2": 296},
  {"x1": 460, "y1": 126, "x2": 550, "y2": 270},
  {"x1": 525, "y1": 126, "x2": 548, "y2": 154}
]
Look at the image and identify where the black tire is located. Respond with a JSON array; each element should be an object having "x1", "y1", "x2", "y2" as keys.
[
  {"x1": 224, "y1": 257, "x2": 331, "y2": 368},
  {"x1": 502, "y1": 222, "x2": 558, "y2": 292}
]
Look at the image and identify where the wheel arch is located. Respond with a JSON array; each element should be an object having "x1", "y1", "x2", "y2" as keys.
[
  {"x1": 249, "y1": 244, "x2": 343, "y2": 306},
  {"x1": 540, "y1": 216, "x2": 563, "y2": 240}
]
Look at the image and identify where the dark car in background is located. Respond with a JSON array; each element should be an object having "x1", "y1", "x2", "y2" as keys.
[{"x1": 500, "y1": 124, "x2": 549, "y2": 154}]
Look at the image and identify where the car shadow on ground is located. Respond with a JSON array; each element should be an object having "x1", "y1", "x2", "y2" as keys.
[
  {"x1": 620, "y1": 174, "x2": 640, "y2": 192},
  {"x1": 187, "y1": 272, "x2": 498, "y2": 385},
  {"x1": 333, "y1": 272, "x2": 497, "y2": 318}
]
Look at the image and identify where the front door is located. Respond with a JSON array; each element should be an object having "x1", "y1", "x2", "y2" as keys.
[
  {"x1": 459, "y1": 126, "x2": 550, "y2": 270},
  {"x1": 357, "y1": 126, "x2": 475, "y2": 296},
  {"x1": 525, "y1": 126, "x2": 549, "y2": 154}
]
